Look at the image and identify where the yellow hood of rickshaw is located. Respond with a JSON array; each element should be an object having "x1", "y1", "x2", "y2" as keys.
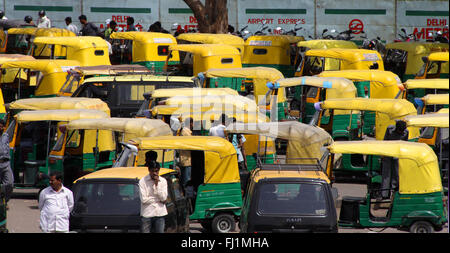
[
  {"x1": 151, "y1": 87, "x2": 237, "y2": 98},
  {"x1": 421, "y1": 93, "x2": 449, "y2": 105},
  {"x1": 318, "y1": 70, "x2": 401, "y2": 99},
  {"x1": 404, "y1": 113, "x2": 449, "y2": 128},
  {"x1": 328, "y1": 141, "x2": 442, "y2": 194},
  {"x1": 428, "y1": 52, "x2": 449, "y2": 62},
  {"x1": 403, "y1": 78, "x2": 449, "y2": 90},
  {"x1": 9, "y1": 97, "x2": 110, "y2": 115},
  {"x1": 67, "y1": 118, "x2": 172, "y2": 140},
  {"x1": 74, "y1": 167, "x2": 175, "y2": 183},
  {"x1": 14, "y1": 109, "x2": 108, "y2": 122},
  {"x1": 297, "y1": 40, "x2": 358, "y2": 49},
  {"x1": 129, "y1": 136, "x2": 240, "y2": 184}
]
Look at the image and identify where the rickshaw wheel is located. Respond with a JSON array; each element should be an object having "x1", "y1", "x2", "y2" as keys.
[
  {"x1": 212, "y1": 214, "x2": 236, "y2": 233},
  {"x1": 409, "y1": 221, "x2": 435, "y2": 233}
]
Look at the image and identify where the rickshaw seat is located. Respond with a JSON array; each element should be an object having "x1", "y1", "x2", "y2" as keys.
[{"x1": 341, "y1": 196, "x2": 366, "y2": 205}]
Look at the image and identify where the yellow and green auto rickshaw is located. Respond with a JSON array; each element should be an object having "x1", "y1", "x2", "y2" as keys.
[
  {"x1": 5, "y1": 27, "x2": 75, "y2": 56},
  {"x1": 113, "y1": 135, "x2": 242, "y2": 233},
  {"x1": 330, "y1": 140, "x2": 447, "y2": 233},
  {"x1": 0, "y1": 19, "x2": 35, "y2": 54},
  {"x1": 242, "y1": 35, "x2": 303, "y2": 77},
  {"x1": 414, "y1": 93, "x2": 449, "y2": 114},
  {"x1": 318, "y1": 70, "x2": 401, "y2": 99},
  {"x1": 266, "y1": 76, "x2": 356, "y2": 124},
  {"x1": 57, "y1": 64, "x2": 153, "y2": 97},
  {"x1": 296, "y1": 48, "x2": 384, "y2": 77},
  {"x1": 398, "y1": 78, "x2": 449, "y2": 103},
  {"x1": 176, "y1": 33, "x2": 245, "y2": 56},
  {"x1": 0, "y1": 54, "x2": 35, "y2": 83},
  {"x1": 313, "y1": 98, "x2": 420, "y2": 180},
  {"x1": 384, "y1": 42, "x2": 449, "y2": 82},
  {"x1": 294, "y1": 40, "x2": 358, "y2": 76},
  {"x1": 109, "y1": 32, "x2": 180, "y2": 71},
  {"x1": 404, "y1": 112, "x2": 449, "y2": 192},
  {"x1": 416, "y1": 51, "x2": 449, "y2": 79},
  {"x1": 7, "y1": 109, "x2": 110, "y2": 188},
  {"x1": 165, "y1": 44, "x2": 242, "y2": 76},
  {"x1": 200, "y1": 67, "x2": 286, "y2": 120},
  {"x1": 49, "y1": 117, "x2": 173, "y2": 187},
  {"x1": 0, "y1": 59, "x2": 80, "y2": 102},
  {"x1": 32, "y1": 36, "x2": 111, "y2": 66}
]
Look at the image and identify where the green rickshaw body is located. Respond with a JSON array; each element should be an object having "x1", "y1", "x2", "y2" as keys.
[{"x1": 330, "y1": 141, "x2": 447, "y2": 232}]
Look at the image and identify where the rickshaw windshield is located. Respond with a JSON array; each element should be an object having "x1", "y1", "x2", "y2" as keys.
[
  {"x1": 73, "y1": 182, "x2": 140, "y2": 215},
  {"x1": 257, "y1": 182, "x2": 327, "y2": 216}
]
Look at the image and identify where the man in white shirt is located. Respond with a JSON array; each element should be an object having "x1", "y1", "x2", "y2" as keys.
[
  {"x1": 38, "y1": 171, "x2": 74, "y2": 233},
  {"x1": 37, "y1": 10, "x2": 51, "y2": 28},
  {"x1": 64, "y1": 17, "x2": 78, "y2": 34},
  {"x1": 139, "y1": 161, "x2": 168, "y2": 233},
  {"x1": 209, "y1": 113, "x2": 227, "y2": 138}
]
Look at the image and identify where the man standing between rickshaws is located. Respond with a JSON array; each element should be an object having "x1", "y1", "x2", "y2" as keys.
[
  {"x1": 0, "y1": 119, "x2": 13, "y2": 205},
  {"x1": 37, "y1": 10, "x2": 51, "y2": 28},
  {"x1": 139, "y1": 160, "x2": 168, "y2": 233},
  {"x1": 38, "y1": 171, "x2": 74, "y2": 233},
  {"x1": 380, "y1": 120, "x2": 409, "y2": 199}
]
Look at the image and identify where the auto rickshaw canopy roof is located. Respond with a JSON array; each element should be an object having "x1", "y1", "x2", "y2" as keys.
[
  {"x1": 437, "y1": 108, "x2": 449, "y2": 114},
  {"x1": 8, "y1": 97, "x2": 110, "y2": 115},
  {"x1": 305, "y1": 48, "x2": 382, "y2": 63},
  {"x1": 297, "y1": 40, "x2": 358, "y2": 49},
  {"x1": 402, "y1": 78, "x2": 449, "y2": 90},
  {"x1": 151, "y1": 104, "x2": 251, "y2": 117},
  {"x1": 203, "y1": 67, "x2": 285, "y2": 103},
  {"x1": 318, "y1": 70, "x2": 401, "y2": 98},
  {"x1": 177, "y1": 33, "x2": 245, "y2": 46},
  {"x1": 0, "y1": 54, "x2": 35, "y2": 64},
  {"x1": 169, "y1": 44, "x2": 241, "y2": 57},
  {"x1": 421, "y1": 93, "x2": 449, "y2": 105},
  {"x1": 225, "y1": 121, "x2": 333, "y2": 163},
  {"x1": 15, "y1": 109, "x2": 109, "y2": 122},
  {"x1": 428, "y1": 52, "x2": 449, "y2": 62},
  {"x1": 163, "y1": 94, "x2": 258, "y2": 111},
  {"x1": 74, "y1": 167, "x2": 175, "y2": 183},
  {"x1": 71, "y1": 64, "x2": 152, "y2": 76},
  {"x1": 270, "y1": 76, "x2": 356, "y2": 99},
  {"x1": 128, "y1": 136, "x2": 239, "y2": 184},
  {"x1": 0, "y1": 59, "x2": 79, "y2": 74},
  {"x1": 7, "y1": 27, "x2": 76, "y2": 37},
  {"x1": 179, "y1": 110, "x2": 269, "y2": 126},
  {"x1": 252, "y1": 169, "x2": 331, "y2": 184},
  {"x1": 150, "y1": 87, "x2": 238, "y2": 98},
  {"x1": 83, "y1": 74, "x2": 194, "y2": 83},
  {"x1": 320, "y1": 98, "x2": 417, "y2": 119},
  {"x1": 404, "y1": 113, "x2": 449, "y2": 128},
  {"x1": 245, "y1": 35, "x2": 295, "y2": 47},
  {"x1": 33, "y1": 36, "x2": 109, "y2": 50},
  {"x1": 66, "y1": 118, "x2": 172, "y2": 139},
  {"x1": 110, "y1": 31, "x2": 176, "y2": 44},
  {"x1": 328, "y1": 140, "x2": 442, "y2": 194}
]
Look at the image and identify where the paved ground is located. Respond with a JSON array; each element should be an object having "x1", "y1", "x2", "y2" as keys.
[{"x1": 5, "y1": 184, "x2": 448, "y2": 233}]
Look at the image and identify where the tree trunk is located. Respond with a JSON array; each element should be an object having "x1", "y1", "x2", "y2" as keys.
[{"x1": 184, "y1": 0, "x2": 228, "y2": 33}]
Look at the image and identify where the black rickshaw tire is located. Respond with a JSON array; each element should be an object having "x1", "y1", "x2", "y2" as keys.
[
  {"x1": 409, "y1": 221, "x2": 435, "y2": 233},
  {"x1": 211, "y1": 213, "x2": 236, "y2": 233}
]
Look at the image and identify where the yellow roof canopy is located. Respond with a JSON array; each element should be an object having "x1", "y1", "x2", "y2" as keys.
[
  {"x1": 74, "y1": 167, "x2": 174, "y2": 183},
  {"x1": 328, "y1": 140, "x2": 442, "y2": 194},
  {"x1": 403, "y1": 79, "x2": 449, "y2": 90},
  {"x1": 404, "y1": 113, "x2": 449, "y2": 128},
  {"x1": 169, "y1": 44, "x2": 240, "y2": 57},
  {"x1": 15, "y1": 109, "x2": 109, "y2": 122},
  {"x1": 177, "y1": 33, "x2": 244, "y2": 46},
  {"x1": 428, "y1": 52, "x2": 449, "y2": 62},
  {"x1": 66, "y1": 118, "x2": 172, "y2": 138},
  {"x1": 297, "y1": 40, "x2": 358, "y2": 49},
  {"x1": 8, "y1": 97, "x2": 110, "y2": 115},
  {"x1": 421, "y1": 93, "x2": 449, "y2": 105},
  {"x1": 151, "y1": 87, "x2": 238, "y2": 98}
]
